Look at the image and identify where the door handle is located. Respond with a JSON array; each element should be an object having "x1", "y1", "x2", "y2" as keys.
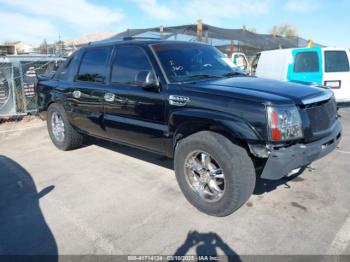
[
  {"x1": 104, "y1": 93, "x2": 115, "y2": 102},
  {"x1": 72, "y1": 90, "x2": 81, "y2": 99}
]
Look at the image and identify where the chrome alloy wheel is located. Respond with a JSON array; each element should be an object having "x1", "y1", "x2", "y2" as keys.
[
  {"x1": 51, "y1": 112, "x2": 65, "y2": 142},
  {"x1": 184, "y1": 151, "x2": 225, "y2": 202}
]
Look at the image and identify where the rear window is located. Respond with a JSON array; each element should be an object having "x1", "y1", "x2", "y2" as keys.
[
  {"x1": 325, "y1": 51, "x2": 350, "y2": 72},
  {"x1": 77, "y1": 47, "x2": 110, "y2": 83},
  {"x1": 55, "y1": 51, "x2": 81, "y2": 81},
  {"x1": 294, "y1": 51, "x2": 319, "y2": 73}
]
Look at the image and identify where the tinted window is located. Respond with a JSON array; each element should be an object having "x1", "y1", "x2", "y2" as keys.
[
  {"x1": 111, "y1": 46, "x2": 152, "y2": 84},
  {"x1": 77, "y1": 48, "x2": 110, "y2": 83},
  {"x1": 55, "y1": 57, "x2": 72, "y2": 81},
  {"x1": 55, "y1": 52, "x2": 81, "y2": 81},
  {"x1": 325, "y1": 51, "x2": 350, "y2": 72},
  {"x1": 294, "y1": 52, "x2": 319, "y2": 73},
  {"x1": 66, "y1": 51, "x2": 83, "y2": 81}
]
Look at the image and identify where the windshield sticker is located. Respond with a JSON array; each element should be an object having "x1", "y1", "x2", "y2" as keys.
[{"x1": 169, "y1": 60, "x2": 184, "y2": 72}]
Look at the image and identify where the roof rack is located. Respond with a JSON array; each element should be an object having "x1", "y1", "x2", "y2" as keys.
[
  {"x1": 88, "y1": 37, "x2": 161, "y2": 46},
  {"x1": 122, "y1": 36, "x2": 161, "y2": 41}
]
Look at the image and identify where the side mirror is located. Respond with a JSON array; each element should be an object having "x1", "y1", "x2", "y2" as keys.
[{"x1": 136, "y1": 71, "x2": 160, "y2": 91}]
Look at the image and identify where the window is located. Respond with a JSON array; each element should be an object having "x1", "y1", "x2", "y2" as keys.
[
  {"x1": 66, "y1": 52, "x2": 83, "y2": 81},
  {"x1": 55, "y1": 57, "x2": 72, "y2": 81},
  {"x1": 152, "y1": 43, "x2": 233, "y2": 82},
  {"x1": 77, "y1": 48, "x2": 110, "y2": 83},
  {"x1": 233, "y1": 54, "x2": 247, "y2": 69},
  {"x1": 56, "y1": 51, "x2": 82, "y2": 81},
  {"x1": 294, "y1": 52, "x2": 319, "y2": 73},
  {"x1": 111, "y1": 46, "x2": 152, "y2": 85},
  {"x1": 325, "y1": 51, "x2": 350, "y2": 72}
]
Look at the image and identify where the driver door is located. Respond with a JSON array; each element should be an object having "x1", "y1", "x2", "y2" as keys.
[{"x1": 103, "y1": 45, "x2": 168, "y2": 153}]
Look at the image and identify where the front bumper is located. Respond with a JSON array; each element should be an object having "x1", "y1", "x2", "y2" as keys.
[{"x1": 260, "y1": 120, "x2": 342, "y2": 180}]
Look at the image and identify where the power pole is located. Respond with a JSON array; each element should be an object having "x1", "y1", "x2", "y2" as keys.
[
  {"x1": 197, "y1": 19, "x2": 203, "y2": 42},
  {"x1": 160, "y1": 26, "x2": 164, "y2": 39},
  {"x1": 230, "y1": 40, "x2": 234, "y2": 57}
]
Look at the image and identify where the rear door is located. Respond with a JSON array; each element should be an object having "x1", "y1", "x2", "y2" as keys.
[
  {"x1": 103, "y1": 45, "x2": 168, "y2": 153},
  {"x1": 323, "y1": 50, "x2": 350, "y2": 102},
  {"x1": 65, "y1": 47, "x2": 111, "y2": 138},
  {"x1": 287, "y1": 48, "x2": 322, "y2": 84}
]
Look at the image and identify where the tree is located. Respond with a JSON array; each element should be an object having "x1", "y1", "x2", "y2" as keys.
[
  {"x1": 248, "y1": 27, "x2": 257, "y2": 33},
  {"x1": 270, "y1": 23, "x2": 298, "y2": 37},
  {"x1": 242, "y1": 24, "x2": 258, "y2": 33}
]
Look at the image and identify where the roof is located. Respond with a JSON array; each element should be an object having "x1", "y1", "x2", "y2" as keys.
[{"x1": 260, "y1": 46, "x2": 350, "y2": 54}]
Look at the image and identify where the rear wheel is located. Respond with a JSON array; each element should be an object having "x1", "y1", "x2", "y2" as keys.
[
  {"x1": 174, "y1": 131, "x2": 256, "y2": 217},
  {"x1": 47, "y1": 103, "x2": 83, "y2": 150}
]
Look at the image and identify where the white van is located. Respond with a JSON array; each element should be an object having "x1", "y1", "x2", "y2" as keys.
[{"x1": 253, "y1": 47, "x2": 350, "y2": 105}]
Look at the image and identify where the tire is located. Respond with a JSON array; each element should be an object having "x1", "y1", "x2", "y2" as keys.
[
  {"x1": 174, "y1": 131, "x2": 256, "y2": 217},
  {"x1": 47, "y1": 103, "x2": 83, "y2": 151}
]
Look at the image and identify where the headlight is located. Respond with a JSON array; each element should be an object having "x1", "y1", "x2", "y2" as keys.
[{"x1": 267, "y1": 105, "x2": 303, "y2": 141}]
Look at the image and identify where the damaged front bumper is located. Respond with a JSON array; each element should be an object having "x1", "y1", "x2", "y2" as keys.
[{"x1": 255, "y1": 120, "x2": 342, "y2": 180}]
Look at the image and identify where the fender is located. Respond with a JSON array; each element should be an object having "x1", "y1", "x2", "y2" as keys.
[
  {"x1": 37, "y1": 84, "x2": 68, "y2": 119},
  {"x1": 50, "y1": 89, "x2": 67, "y2": 107},
  {"x1": 165, "y1": 108, "x2": 264, "y2": 157}
]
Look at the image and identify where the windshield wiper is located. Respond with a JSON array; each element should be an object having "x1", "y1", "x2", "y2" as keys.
[
  {"x1": 176, "y1": 74, "x2": 224, "y2": 83},
  {"x1": 186, "y1": 74, "x2": 222, "y2": 80},
  {"x1": 222, "y1": 72, "x2": 246, "y2": 77},
  {"x1": 177, "y1": 72, "x2": 245, "y2": 83}
]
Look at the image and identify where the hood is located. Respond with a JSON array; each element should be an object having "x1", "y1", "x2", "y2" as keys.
[{"x1": 182, "y1": 77, "x2": 332, "y2": 105}]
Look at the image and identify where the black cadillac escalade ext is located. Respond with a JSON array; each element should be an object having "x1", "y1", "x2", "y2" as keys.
[{"x1": 38, "y1": 38, "x2": 342, "y2": 216}]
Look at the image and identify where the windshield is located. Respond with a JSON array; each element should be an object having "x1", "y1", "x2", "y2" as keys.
[{"x1": 151, "y1": 43, "x2": 244, "y2": 83}]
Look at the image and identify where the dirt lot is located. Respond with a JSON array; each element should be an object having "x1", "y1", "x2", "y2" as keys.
[{"x1": 1, "y1": 109, "x2": 350, "y2": 258}]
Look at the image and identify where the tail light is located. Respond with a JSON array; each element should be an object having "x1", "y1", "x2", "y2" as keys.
[{"x1": 324, "y1": 80, "x2": 341, "y2": 89}]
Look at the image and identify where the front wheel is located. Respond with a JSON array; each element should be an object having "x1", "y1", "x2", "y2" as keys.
[
  {"x1": 174, "y1": 131, "x2": 256, "y2": 217},
  {"x1": 47, "y1": 103, "x2": 83, "y2": 151}
]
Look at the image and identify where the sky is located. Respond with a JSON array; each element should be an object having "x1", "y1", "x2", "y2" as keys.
[{"x1": 0, "y1": 0, "x2": 349, "y2": 47}]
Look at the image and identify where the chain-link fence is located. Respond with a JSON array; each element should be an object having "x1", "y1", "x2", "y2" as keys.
[
  {"x1": 0, "y1": 56, "x2": 65, "y2": 119},
  {"x1": 0, "y1": 62, "x2": 15, "y2": 117}
]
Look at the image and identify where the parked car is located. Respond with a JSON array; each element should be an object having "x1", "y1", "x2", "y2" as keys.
[
  {"x1": 231, "y1": 52, "x2": 250, "y2": 74},
  {"x1": 253, "y1": 47, "x2": 350, "y2": 106},
  {"x1": 37, "y1": 39, "x2": 342, "y2": 216}
]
